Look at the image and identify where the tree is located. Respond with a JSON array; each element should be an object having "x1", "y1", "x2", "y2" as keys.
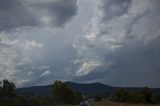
[
  {"x1": 13, "y1": 96, "x2": 28, "y2": 106},
  {"x1": 52, "y1": 80, "x2": 74, "y2": 104},
  {"x1": 74, "y1": 92, "x2": 83, "y2": 104},
  {"x1": 111, "y1": 87, "x2": 153, "y2": 103},
  {"x1": 2, "y1": 79, "x2": 16, "y2": 99},
  {"x1": 0, "y1": 81, "x2": 2, "y2": 100},
  {"x1": 152, "y1": 94, "x2": 160, "y2": 104},
  {"x1": 112, "y1": 88, "x2": 130, "y2": 102},
  {"x1": 138, "y1": 87, "x2": 152, "y2": 103},
  {"x1": 94, "y1": 95, "x2": 103, "y2": 102}
]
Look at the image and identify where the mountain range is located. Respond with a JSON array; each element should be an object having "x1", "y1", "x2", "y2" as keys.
[{"x1": 16, "y1": 82, "x2": 160, "y2": 97}]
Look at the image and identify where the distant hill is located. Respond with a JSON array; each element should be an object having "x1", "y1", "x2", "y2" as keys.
[
  {"x1": 16, "y1": 82, "x2": 160, "y2": 97},
  {"x1": 64, "y1": 82, "x2": 116, "y2": 96},
  {"x1": 16, "y1": 85, "x2": 52, "y2": 97}
]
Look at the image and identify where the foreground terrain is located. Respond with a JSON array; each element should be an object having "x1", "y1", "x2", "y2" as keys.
[{"x1": 97, "y1": 100, "x2": 160, "y2": 106}]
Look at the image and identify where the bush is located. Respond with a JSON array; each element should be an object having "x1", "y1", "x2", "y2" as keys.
[
  {"x1": 94, "y1": 95, "x2": 103, "y2": 102},
  {"x1": 112, "y1": 88, "x2": 130, "y2": 102},
  {"x1": 152, "y1": 94, "x2": 160, "y2": 104},
  {"x1": 74, "y1": 92, "x2": 83, "y2": 104},
  {"x1": 111, "y1": 87, "x2": 153, "y2": 103}
]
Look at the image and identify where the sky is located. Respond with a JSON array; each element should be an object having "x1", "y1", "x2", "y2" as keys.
[{"x1": 0, "y1": 0, "x2": 160, "y2": 88}]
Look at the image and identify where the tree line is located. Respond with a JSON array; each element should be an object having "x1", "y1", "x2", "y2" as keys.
[
  {"x1": 0, "y1": 79, "x2": 83, "y2": 106},
  {"x1": 0, "y1": 79, "x2": 160, "y2": 106},
  {"x1": 88, "y1": 87, "x2": 160, "y2": 104},
  {"x1": 111, "y1": 87, "x2": 160, "y2": 104}
]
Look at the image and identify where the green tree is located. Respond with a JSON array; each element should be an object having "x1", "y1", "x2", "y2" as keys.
[
  {"x1": 74, "y1": 92, "x2": 83, "y2": 104},
  {"x1": 13, "y1": 96, "x2": 28, "y2": 106},
  {"x1": 112, "y1": 88, "x2": 130, "y2": 102},
  {"x1": 137, "y1": 87, "x2": 152, "y2": 103},
  {"x1": 2, "y1": 79, "x2": 16, "y2": 99},
  {"x1": 127, "y1": 91, "x2": 141, "y2": 103},
  {"x1": 94, "y1": 95, "x2": 103, "y2": 102},
  {"x1": 152, "y1": 94, "x2": 160, "y2": 104},
  {"x1": 52, "y1": 80, "x2": 74, "y2": 104},
  {"x1": 0, "y1": 81, "x2": 2, "y2": 100}
]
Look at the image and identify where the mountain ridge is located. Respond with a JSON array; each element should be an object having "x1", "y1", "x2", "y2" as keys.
[{"x1": 16, "y1": 81, "x2": 160, "y2": 97}]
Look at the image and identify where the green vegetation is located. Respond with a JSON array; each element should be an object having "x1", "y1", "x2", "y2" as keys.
[
  {"x1": 0, "y1": 79, "x2": 16, "y2": 100},
  {"x1": 112, "y1": 88, "x2": 130, "y2": 102},
  {"x1": 94, "y1": 95, "x2": 103, "y2": 102},
  {"x1": 52, "y1": 80, "x2": 82, "y2": 104},
  {"x1": 0, "y1": 79, "x2": 160, "y2": 106},
  {"x1": 0, "y1": 79, "x2": 82, "y2": 106},
  {"x1": 111, "y1": 87, "x2": 160, "y2": 104}
]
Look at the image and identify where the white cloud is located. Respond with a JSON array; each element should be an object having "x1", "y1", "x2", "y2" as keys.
[
  {"x1": 0, "y1": 32, "x2": 44, "y2": 86},
  {"x1": 39, "y1": 70, "x2": 51, "y2": 77},
  {"x1": 75, "y1": 60, "x2": 103, "y2": 76}
]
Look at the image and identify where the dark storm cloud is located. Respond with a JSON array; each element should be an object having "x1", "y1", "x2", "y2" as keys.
[
  {"x1": 0, "y1": 0, "x2": 78, "y2": 31},
  {"x1": 108, "y1": 39, "x2": 160, "y2": 70},
  {"x1": 30, "y1": 0, "x2": 78, "y2": 27},
  {"x1": 0, "y1": 0, "x2": 38, "y2": 31},
  {"x1": 1, "y1": 0, "x2": 160, "y2": 88},
  {"x1": 73, "y1": 0, "x2": 160, "y2": 87}
]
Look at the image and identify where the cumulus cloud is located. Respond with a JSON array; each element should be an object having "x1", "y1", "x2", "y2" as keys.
[
  {"x1": 73, "y1": 0, "x2": 160, "y2": 87},
  {"x1": 0, "y1": 27, "x2": 78, "y2": 87},
  {"x1": 0, "y1": 0, "x2": 78, "y2": 87},
  {"x1": 0, "y1": 31, "x2": 44, "y2": 87}
]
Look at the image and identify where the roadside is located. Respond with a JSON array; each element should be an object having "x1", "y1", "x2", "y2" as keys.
[{"x1": 97, "y1": 100, "x2": 160, "y2": 106}]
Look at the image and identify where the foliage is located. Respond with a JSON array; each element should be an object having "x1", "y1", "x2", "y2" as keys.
[
  {"x1": 0, "y1": 82, "x2": 2, "y2": 100},
  {"x1": 52, "y1": 80, "x2": 74, "y2": 104},
  {"x1": 37, "y1": 97, "x2": 53, "y2": 106},
  {"x1": 94, "y1": 95, "x2": 103, "y2": 102},
  {"x1": 2, "y1": 80, "x2": 16, "y2": 99},
  {"x1": 152, "y1": 94, "x2": 160, "y2": 104},
  {"x1": 0, "y1": 79, "x2": 16, "y2": 101},
  {"x1": 112, "y1": 88, "x2": 130, "y2": 102},
  {"x1": 13, "y1": 96, "x2": 28, "y2": 106},
  {"x1": 74, "y1": 92, "x2": 83, "y2": 104},
  {"x1": 0, "y1": 79, "x2": 160, "y2": 105},
  {"x1": 52, "y1": 80, "x2": 83, "y2": 104},
  {"x1": 0, "y1": 79, "x2": 83, "y2": 106},
  {"x1": 111, "y1": 87, "x2": 155, "y2": 103}
]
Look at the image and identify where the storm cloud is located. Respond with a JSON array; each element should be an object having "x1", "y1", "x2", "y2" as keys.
[
  {"x1": 0, "y1": 0, "x2": 38, "y2": 31},
  {"x1": 0, "y1": 0, "x2": 160, "y2": 88},
  {"x1": 0, "y1": 0, "x2": 78, "y2": 31},
  {"x1": 72, "y1": 0, "x2": 160, "y2": 87}
]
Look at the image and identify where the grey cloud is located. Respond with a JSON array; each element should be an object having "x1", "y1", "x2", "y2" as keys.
[
  {"x1": 105, "y1": 38, "x2": 160, "y2": 87},
  {"x1": 30, "y1": 0, "x2": 78, "y2": 27},
  {"x1": 0, "y1": 28, "x2": 78, "y2": 87},
  {"x1": 72, "y1": 70, "x2": 108, "y2": 82},
  {"x1": 0, "y1": 0, "x2": 78, "y2": 31},
  {"x1": 100, "y1": 0, "x2": 132, "y2": 21},
  {"x1": 0, "y1": 0, "x2": 38, "y2": 31},
  {"x1": 1, "y1": 0, "x2": 160, "y2": 88},
  {"x1": 73, "y1": 0, "x2": 160, "y2": 87}
]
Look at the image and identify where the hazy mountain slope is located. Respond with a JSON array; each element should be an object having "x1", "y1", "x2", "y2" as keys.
[{"x1": 16, "y1": 82, "x2": 160, "y2": 97}]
